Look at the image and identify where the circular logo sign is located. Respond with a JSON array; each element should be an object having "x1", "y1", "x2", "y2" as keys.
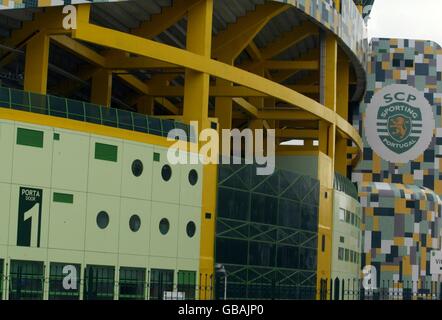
[{"x1": 365, "y1": 84, "x2": 435, "y2": 163}]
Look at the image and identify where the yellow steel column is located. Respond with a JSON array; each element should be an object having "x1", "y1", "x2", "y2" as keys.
[
  {"x1": 334, "y1": 0, "x2": 341, "y2": 12},
  {"x1": 335, "y1": 57, "x2": 350, "y2": 176},
  {"x1": 91, "y1": 69, "x2": 112, "y2": 107},
  {"x1": 317, "y1": 31, "x2": 337, "y2": 299},
  {"x1": 214, "y1": 56, "x2": 234, "y2": 131},
  {"x1": 24, "y1": 32, "x2": 50, "y2": 94},
  {"x1": 249, "y1": 68, "x2": 265, "y2": 130},
  {"x1": 182, "y1": 0, "x2": 216, "y2": 300},
  {"x1": 182, "y1": 0, "x2": 213, "y2": 128},
  {"x1": 137, "y1": 96, "x2": 155, "y2": 115}
]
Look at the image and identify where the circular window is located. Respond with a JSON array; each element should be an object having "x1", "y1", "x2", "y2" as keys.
[
  {"x1": 132, "y1": 159, "x2": 144, "y2": 177},
  {"x1": 161, "y1": 165, "x2": 172, "y2": 181},
  {"x1": 186, "y1": 221, "x2": 196, "y2": 238},
  {"x1": 159, "y1": 218, "x2": 170, "y2": 235},
  {"x1": 96, "y1": 211, "x2": 109, "y2": 229},
  {"x1": 188, "y1": 169, "x2": 198, "y2": 186},
  {"x1": 129, "y1": 215, "x2": 141, "y2": 232}
]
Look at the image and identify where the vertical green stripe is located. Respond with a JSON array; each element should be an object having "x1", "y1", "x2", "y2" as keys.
[
  {"x1": 16, "y1": 128, "x2": 44, "y2": 148},
  {"x1": 95, "y1": 143, "x2": 118, "y2": 162}
]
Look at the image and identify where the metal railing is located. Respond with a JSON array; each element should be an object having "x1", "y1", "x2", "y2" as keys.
[
  {"x1": 319, "y1": 278, "x2": 442, "y2": 301},
  {"x1": 0, "y1": 86, "x2": 194, "y2": 142},
  {"x1": 0, "y1": 272, "x2": 212, "y2": 300}
]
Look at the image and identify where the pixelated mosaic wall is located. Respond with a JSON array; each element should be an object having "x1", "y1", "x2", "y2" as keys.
[
  {"x1": 359, "y1": 182, "x2": 442, "y2": 287},
  {"x1": 353, "y1": 38, "x2": 442, "y2": 287}
]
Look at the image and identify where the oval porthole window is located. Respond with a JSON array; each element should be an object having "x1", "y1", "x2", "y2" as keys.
[
  {"x1": 159, "y1": 218, "x2": 170, "y2": 235},
  {"x1": 129, "y1": 214, "x2": 141, "y2": 232},
  {"x1": 161, "y1": 164, "x2": 172, "y2": 181},
  {"x1": 188, "y1": 169, "x2": 198, "y2": 186},
  {"x1": 96, "y1": 211, "x2": 109, "y2": 229},
  {"x1": 186, "y1": 221, "x2": 196, "y2": 238},
  {"x1": 132, "y1": 159, "x2": 144, "y2": 177}
]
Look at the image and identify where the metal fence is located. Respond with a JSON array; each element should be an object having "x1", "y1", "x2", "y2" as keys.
[
  {"x1": 318, "y1": 278, "x2": 442, "y2": 301},
  {"x1": 0, "y1": 272, "x2": 214, "y2": 301},
  {"x1": 3, "y1": 270, "x2": 442, "y2": 300}
]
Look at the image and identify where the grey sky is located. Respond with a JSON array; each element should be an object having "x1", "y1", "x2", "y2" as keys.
[{"x1": 367, "y1": 0, "x2": 442, "y2": 46}]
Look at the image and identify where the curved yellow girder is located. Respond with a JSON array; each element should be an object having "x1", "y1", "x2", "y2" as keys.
[{"x1": 71, "y1": 22, "x2": 363, "y2": 161}]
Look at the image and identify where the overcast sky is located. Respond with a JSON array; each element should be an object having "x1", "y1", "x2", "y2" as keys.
[{"x1": 367, "y1": 0, "x2": 442, "y2": 46}]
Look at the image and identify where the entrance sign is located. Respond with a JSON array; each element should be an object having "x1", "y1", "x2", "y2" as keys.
[
  {"x1": 365, "y1": 84, "x2": 435, "y2": 163},
  {"x1": 17, "y1": 187, "x2": 43, "y2": 247}
]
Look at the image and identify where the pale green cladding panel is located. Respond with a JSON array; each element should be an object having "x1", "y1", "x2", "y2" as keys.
[
  {"x1": 0, "y1": 117, "x2": 204, "y2": 299},
  {"x1": 149, "y1": 202, "x2": 179, "y2": 259},
  {"x1": 48, "y1": 191, "x2": 87, "y2": 251},
  {"x1": 118, "y1": 198, "x2": 151, "y2": 256},
  {"x1": 121, "y1": 141, "x2": 153, "y2": 201},
  {"x1": 51, "y1": 129, "x2": 90, "y2": 192},
  {"x1": 177, "y1": 205, "x2": 200, "y2": 261},
  {"x1": 151, "y1": 146, "x2": 181, "y2": 204},
  {"x1": 88, "y1": 137, "x2": 123, "y2": 197},
  {"x1": 179, "y1": 157, "x2": 203, "y2": 208},
  {"x1": 0, "y1": 121, "x2": 14, "y2": 184},
  {"x1": 12, "y1": 124, "x2": 53, "y2": 188},
  {"x1": 85, "y1": 193, "x2": 120, "y2": 254},
  {"x1": 0, "y1": 183, "x2": 11, "y2": 245}
]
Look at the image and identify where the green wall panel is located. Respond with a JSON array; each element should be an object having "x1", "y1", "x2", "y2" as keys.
[
  {"x1": 94, "y1": 142, "x2": 118, "y2": 162},
  {"x1": 16, "y1": 127, "x2": 43, "y2": 148},
  {"x1": 53, "y1": 192, "x2": 74, "y2": 204}
]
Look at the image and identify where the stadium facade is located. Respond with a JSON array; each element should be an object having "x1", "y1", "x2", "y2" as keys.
[{"x1": 2, "y1": 0, "x2": 437, "y2": 301}]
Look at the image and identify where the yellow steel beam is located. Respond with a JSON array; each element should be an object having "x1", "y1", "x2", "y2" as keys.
[
  {"x1": 0, "y1": 6, "x2": 73, "y2": 68},
  {"x1": 132, "y1": 0, "x2": 204, "y2": 39},
  {"x1": 211, "y1": 2, "x2": 289, "y2": 129},
  {"x1": 262, "y1": 22, "x2": 319, "y2": 60},
  {"x1": 286, "y1": 85, "x2": 319, "y2": 94},
  {"x1": 50, "y1": 35, "x2": 105, "y2": 66},
  {"x1": 213, "y1": 1, "x2": 288, "y2": 129},
  {"x1": 180, "y1": 0, "x2": 216, "y2": 301},
  {"x1": 260, "y1": 60, "x2": 319, "y2": 70},
  {"x1": 24, "y1": 32, "x2": 50, "y2": 94},
  {"x1": 335, "y1": 56, "x2": 350, "y2": 175},
  {"x1": 71, "y1": 17, "x2": 362, "y2": 157},
  {"x1": 258, "y1": 110, "x2": 319, "y2": 121},
  {"x1": 91, "y1": 69, "x2": 112, "y2": 106},
  {"x1": 243, "y1": 23, "x2": 318, "y2": 71},
  {"x1": 212, "y1": 2, "x2": 289, "y2": 58},
  {"x1": 115, "y1": 74, "x2": 149, "y2": 95},
  {"x1": 271, "y1": 49, "x2": 320, "y2": 83},
  {"x1": 276, "y1": 129, "x2": 318, "y2": 139},
  {"x1": 246, "y1": 42, "x2": 264, "y2": 61},
  {"x1": 146, "y1": 85, "x2": 266, "y2": 97},
  {"x1": 182, "y1": 0, "x2": 213, "y2": 127},
  {"x1": 232, "y1": 98, "x2": 259, "y2": 118},
  {"x1": 137, "y1": 96, "x2": 154, "y2": 115},
  {"x1": 316, "y1": 32, "x2": 338, "y2": 299},
  {"x1": 54, "y1": 65, "x2": 99, "y2": 97},
  {"x1": 105, "y1": 56, "x2": 178, "y2": 69},
  {"x1": 145, "y1": 85, "x2": 316, "y2": 96},
  {"x1": 154, "y1": 97, "x2": 180, "y2": 115}
]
